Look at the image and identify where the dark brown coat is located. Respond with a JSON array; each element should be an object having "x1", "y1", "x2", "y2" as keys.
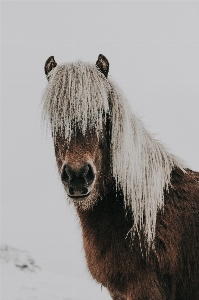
[{"x1": 77, "y1": 168, "x2": 199, "y2": 299}]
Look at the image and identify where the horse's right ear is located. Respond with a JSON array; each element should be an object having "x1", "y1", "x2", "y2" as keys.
[
  {"x1": 44, "y1": 56, "x2": 57, "y2": 80},
  {"x1": 96, "y1": 54, "x2": 109, "y2": 78}
]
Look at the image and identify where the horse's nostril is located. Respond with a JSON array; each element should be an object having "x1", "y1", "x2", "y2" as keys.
[
  {"x1": 82, "y1": 187, "x2": 88, "y2": 194},
  {"x1": 86, "y1": 164, "x2": 95, "y2": 184},
  {"x1": 61, "y1": 163, "x2": 95, "y2": 197},
  {"x1": 61, "y1": 165, "x2": 69, "y2": 182},
  {"x1": 69, "y1": 187, "x2": 75, "y2": 195}
]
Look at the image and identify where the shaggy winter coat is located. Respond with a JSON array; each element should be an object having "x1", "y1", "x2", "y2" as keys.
[{"x1": 42, "y1": 55, "x2": 199, "y2": 299}]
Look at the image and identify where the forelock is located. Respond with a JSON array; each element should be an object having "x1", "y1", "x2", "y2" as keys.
[{"x1": 42, "y1": 61, "x2": 111, "y2": 141}]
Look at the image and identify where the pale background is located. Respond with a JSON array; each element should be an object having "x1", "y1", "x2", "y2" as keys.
[{"x1": 1, "y1": 1, "x2": 199, "y2": 299}]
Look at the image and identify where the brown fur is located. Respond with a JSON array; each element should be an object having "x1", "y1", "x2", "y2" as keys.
[
  {"x1": 44, "y1": 55, "x2": 199, "y2": 299},
  {"x1": 54, "y1": 131, "x2": 199, "y2": 300}
]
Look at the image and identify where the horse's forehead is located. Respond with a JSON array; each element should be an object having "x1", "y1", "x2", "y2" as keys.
[
  {"x1": 56, "y1": 131, "x2": 99, "y2": 150},
  {"x1": 69, "y1": 135, "x2": 98, "y2": 149},
  {"x1": 57, "y1": 133, "x2": 101, "y2": 167}
]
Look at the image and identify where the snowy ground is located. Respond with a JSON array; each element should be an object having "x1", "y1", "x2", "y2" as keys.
[{"x1": 0, "y1": 245, "x2": 110, "y2": 300}]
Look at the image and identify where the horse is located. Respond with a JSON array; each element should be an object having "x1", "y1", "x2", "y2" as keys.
[{"x1": 42, "y1": 54, "x2": 199, "y2": 300}]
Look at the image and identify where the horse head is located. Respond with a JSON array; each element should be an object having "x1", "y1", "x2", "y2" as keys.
[{"x1": 43, "y1": 54, "x2": 111, "y2": 209}]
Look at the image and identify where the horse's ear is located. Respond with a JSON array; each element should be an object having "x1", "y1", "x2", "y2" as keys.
[
  {"x1": 96, "y1": 54, "x2": 109, "y2": 78},
  {"x1": 44, "y1": 56, "x2": 57, "y2": 80}
]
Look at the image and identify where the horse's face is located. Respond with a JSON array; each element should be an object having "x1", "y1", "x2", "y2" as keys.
[
  {"x1": 44, "y1": 54, "x2": 110, "y2": 209},
  {"x1": 54, "y1": 128, "x2": 109, "y2": 209}
]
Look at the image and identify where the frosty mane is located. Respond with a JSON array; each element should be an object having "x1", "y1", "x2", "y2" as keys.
[{"x1": 42, "y1": 61, "x2": 185, "y2": 245}]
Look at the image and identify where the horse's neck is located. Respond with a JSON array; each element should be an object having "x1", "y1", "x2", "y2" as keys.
[
  {"x1": 75, "y1": 191, "x2": 141, "y2": 286},
  {"x1": 76, "y1": 191, "x2": 133, "y2": 249}
]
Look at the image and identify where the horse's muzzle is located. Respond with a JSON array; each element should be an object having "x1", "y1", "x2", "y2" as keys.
[{"x1": 61, "y1": 162, "x2": 95, "y2": 199}]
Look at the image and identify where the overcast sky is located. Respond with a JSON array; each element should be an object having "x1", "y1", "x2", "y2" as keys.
[{"x1": 1, "y1": 1, "x2": 199, "y2": 299}]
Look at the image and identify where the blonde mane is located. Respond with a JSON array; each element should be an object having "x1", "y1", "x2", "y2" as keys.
[{"x1": 42, "y1": 61, "x2": 185, "y2": 246}]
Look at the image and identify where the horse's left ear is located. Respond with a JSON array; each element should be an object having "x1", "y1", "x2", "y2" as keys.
[
  {"x1": 44, "y1": 56, "x2": 57, "y2": 80},
  {"x1": 96, "y1": 54, "x2": 109, "y2": 78}
]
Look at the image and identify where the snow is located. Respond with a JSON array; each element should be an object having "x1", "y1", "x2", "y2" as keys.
[{"x1": 0, "y1": 245, "x2": 110, "y2": 300}]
